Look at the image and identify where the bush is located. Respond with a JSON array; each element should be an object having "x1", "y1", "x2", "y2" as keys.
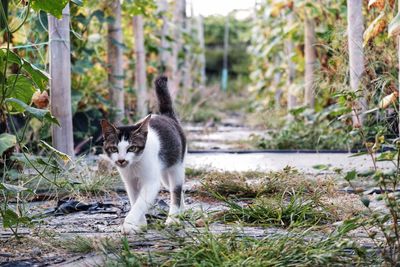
[{"x1": 257, "y1": 106, "x2": 362, "y2": 151}]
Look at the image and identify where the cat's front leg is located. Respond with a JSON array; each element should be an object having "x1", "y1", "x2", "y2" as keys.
[
  {"x1": 121, "y1": 179, "x2": 161, "y2": 234},
  {"x1": 121, "y1": 212, "x2": 147, "y2": 234}
]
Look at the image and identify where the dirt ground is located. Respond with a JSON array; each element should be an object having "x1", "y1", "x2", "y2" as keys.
[{"x1": 0, "y1": 122, "x2": 391, "y2": 266}]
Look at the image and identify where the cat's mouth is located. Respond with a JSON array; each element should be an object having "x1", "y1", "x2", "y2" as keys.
[{"x1": 115, "y1": 160, "x2": 129, "y2": 168}]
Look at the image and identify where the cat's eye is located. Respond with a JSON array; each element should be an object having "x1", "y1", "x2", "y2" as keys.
[
  {"x1": 107, "y1": 146, "x2": 118, "y2": 153},
  {"x1": 127, "y1": 146, "x2": 138, "y2": 153}
]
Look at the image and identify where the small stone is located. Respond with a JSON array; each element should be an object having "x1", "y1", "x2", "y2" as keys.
[
  {"x1": 31, "y1": 247, "x2": 42, "y2": 257},
  {"x1": 195, "y1": 218, "x2": 205, "y2": 227}
]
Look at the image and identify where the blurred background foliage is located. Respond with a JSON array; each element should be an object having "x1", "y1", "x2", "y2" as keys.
[{"x1": 3, "y1": 0, "x2": 400, "y2": 152}]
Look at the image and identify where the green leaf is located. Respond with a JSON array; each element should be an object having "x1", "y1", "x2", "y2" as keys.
[
  {"x1": 31, "y1": 0, "x2": 69, "y2": 19},
  {"x1": 0, "y1": 49, "x2": 22, "y2": 66},
  {"x1": 349, "y1": 151, "x2": 368, "y2": 157},
  {"x1": 376, "y1": 151, "x2": 397, "y2": 161},
  {"x1": 0, "y1": 133, "x2": 16, "y2": 155},
  {"x1": 5, "y1": 75, "x2": 36, "y2": 111},
  {"x1": 0, "y1": 182, "x2": 29, "y2": 194},
  {"x1": 40, "y1": 141, "x2": 72, "y2": 163},
  {"x1": 1, "y1": 208, "x2": 31, "y2": 228},
  {"x1": 2, "y1": 208, "x2": 19, "y2": 228},
  {"x1": 312, "y1": 164, "x2": 331, "y2": 170},
  {"x1": 5, "y1": 98, "x2": 59, "y2": 125},
  {"x1": 360, "y1": 197, "x2": 370, "y2": 208},
  {"x1": 21, "y1": 61, "x2": 49, "y2": 91},
  {"x1": 0, "y1": 49, "x2": 49, "y2": 91},
  {"x1": 344, "y1": 170, "x2": 357, "y2": 181}
]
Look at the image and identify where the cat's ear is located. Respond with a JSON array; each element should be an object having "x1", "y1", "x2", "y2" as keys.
[
  {"x1": 134, "y1": 114, "x2": 152, "y2": 134},
  {"x1": 100, "y1": 119, "x2": 117, "y2": 137}
]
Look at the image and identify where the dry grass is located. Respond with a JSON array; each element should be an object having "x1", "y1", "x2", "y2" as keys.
[{"x1": 195, "y1": 167, "x2": 336, "y2": 198}]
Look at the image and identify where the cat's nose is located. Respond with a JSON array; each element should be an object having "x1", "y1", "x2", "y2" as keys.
[
  {"x1": 116, "y1": 159, "x2": 127, "y2": 166},
  {"x1": 115, "y1": 159, "x2": 128, "y2": 167}
]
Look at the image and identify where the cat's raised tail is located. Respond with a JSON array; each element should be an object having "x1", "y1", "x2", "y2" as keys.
[{"x1": 155, "y1": 76, "x2": 176, "y2": 120}]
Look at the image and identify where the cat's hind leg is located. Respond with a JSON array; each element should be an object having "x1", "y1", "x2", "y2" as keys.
[{"x1": 165, "y1": 163, "x2": 185, "y2": 225}]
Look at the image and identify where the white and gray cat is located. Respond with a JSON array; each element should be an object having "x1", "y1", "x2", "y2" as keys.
[{"x1": 100, "y1": 76, "x2": 186, "y2": 234}]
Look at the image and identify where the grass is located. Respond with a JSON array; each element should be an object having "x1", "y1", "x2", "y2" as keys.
[
  {"x1": 196, "y1": 167, "x2": 335, "y2": 199},
  {"x1": 103, "y1": 224, "x2": 376, "y2": 266},
  {"x1": 185, "y1": 167, "x2": 209, "y2": 180},
  {"x1": 189, "y1": 168, "x2": 360, "y2": 228},
  {"x1": 217, "y1": 192, "x2": 334, "y2": 228},
  {"x1": 61, "y1": 236, "x2": 100, "y2": 253},
  {"x1": 162, "y1": 233, "x2": 371, "y2": 266}
]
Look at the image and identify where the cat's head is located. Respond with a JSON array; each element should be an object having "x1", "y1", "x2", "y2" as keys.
[{"x1": 100, "y1": 115, "x2": 151, "y2": 168}]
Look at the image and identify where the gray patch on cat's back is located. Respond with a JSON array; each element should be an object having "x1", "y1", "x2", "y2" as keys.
[{"x1": 149, "y1": 115, "x2": 186, "y2": 168}]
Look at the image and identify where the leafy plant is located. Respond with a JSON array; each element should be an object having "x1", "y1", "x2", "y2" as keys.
[
  {"x1": 257, "y1": 106, "x2": 361, "y2": 150},
  {"x1": 0, "y1": 0, "x2": 74, "y2": 237},
  {"x1": 338, "y1": 88, "x2": 400, "y2": 266}
]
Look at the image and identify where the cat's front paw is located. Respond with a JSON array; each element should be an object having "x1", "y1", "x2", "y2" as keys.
[{"x1": 121, "y1": 221, "x2": 147, "y2": 234}]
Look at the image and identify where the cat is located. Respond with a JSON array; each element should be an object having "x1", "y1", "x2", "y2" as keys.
[{"x1": 100, "y1": 76, "x2": 186, "y2": 234}]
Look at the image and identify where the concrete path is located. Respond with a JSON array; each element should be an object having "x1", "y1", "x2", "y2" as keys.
[
  {"x1": 186, "y1": 152, "x2": 393, "y2": 173},
  {"x1": 185, "y1": 121, "x2": 393, "y2": 174}
]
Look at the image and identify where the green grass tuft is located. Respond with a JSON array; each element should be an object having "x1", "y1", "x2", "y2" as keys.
[{"x1": 217, "y1": 192, "x2": 334, "y2": 228}]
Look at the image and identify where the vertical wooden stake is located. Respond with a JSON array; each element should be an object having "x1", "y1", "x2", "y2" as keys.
[
  {"x1": 48, "y1": 4, "x2": 74, "y2": 157},
  {"x1": 304, "y1": 16, "x2": 316, "y2": 109},
  {"x1": 107, "y1": 0, "x2": 125, "y2": 123},
  {"x1": 133, "y1": 15, "x2": 148, "y2": 118},
  {"x1": 347, "y1": 0, "x2": 365, "y2": 127}
]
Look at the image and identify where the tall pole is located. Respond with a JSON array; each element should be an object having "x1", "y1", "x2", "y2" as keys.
[
  {"x1": 221, "y1": 14, "x2": 229, "y2": 91},
  {"x1": 158, "y1": 0, "x2": 169, "y2": 72},
  {"x1": 347, "y1": 0, "x2": 365, "y2": 127},
  {"x1": 107, "y1": 0, "x2": 124, "y2": 123},
  {"x1": 133, "y1": 15, "x2": 147, "y2": 118},
  {"x1": 398, "y1": 1, "x2": 400, "y2": 135},
  {"x1": 170, "y1": 0, "x2": 185, "y2": 99},
  {"x1": 48, "y1": 4, "x2": 74, "y2": 157},
  {"x1": 197, "y1": 15, "x2": 206, "y2": 90},
  {"x1": 304, "y1": 16, "x2": 316, "y2": 109},
  {"x1": 286, "y1": 11, "x2": 297, "y2": 119}
]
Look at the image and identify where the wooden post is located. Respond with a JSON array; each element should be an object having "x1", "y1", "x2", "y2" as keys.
[
  {"x1": 304, "y1": 16, "x2": 316, "y2": 109},
  {"x1": 221, "y1": 14, "x2": 230, "y2": 91},
  {"x1": 169, "y1": 0, "x2": 185, "y2": 99},
  {"x1": 286, "y1": 11, "x2": 297, "y2": 119},
  {"x1": 133, "y1": 15, "x2": 147, "y2": 118},
  {"x1": 273, "y1": 57, "x2": 282, "y2": 110},
  {"x1": 347, "y1": 0, "x2": 365, "y2": 126},
  {"x1": 107, "y1": 0, "x2": 124, "y2": 123},
  {"x1": 157, "y1": 0, "x2": 169, "y2": 71},
  {"x1": 398, "y1": 2, "x2": 400, "y2": 135},
  {"x1": 183, "y1": 2, "x2": 193, "y2": 95},
  {"x1": 197, "y1": 15, "x2": 206, "y2": 90},
  {"x1": 48, "y1": 4, "x2": 74, "y2": 157}
]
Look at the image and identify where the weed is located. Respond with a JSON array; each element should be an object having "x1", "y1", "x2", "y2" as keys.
[
  {"x1": 185, "y1": 167, "x2": 209, "y2": 180},
  {"x1": 62, "y1": 236, "x2": 98, "y2": 253},
  {"x1": 215, "y1": 191, "x2": 334, "y2": 228},
  {"x1": 340, "y1": 89, "x2": 400, "y2": 266},
  {"x1": 197, "y1": 168, "x2": 334, "y2": 199},
  {"x1": 105, "y1": 224, "x2": 375, "y2": 266},
  {"x1": 164, "y1": 232, "x2": 372, "y2": 266},
  {"x1": 257, "y1": 106, "x2": 361, "y2": 150}
]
